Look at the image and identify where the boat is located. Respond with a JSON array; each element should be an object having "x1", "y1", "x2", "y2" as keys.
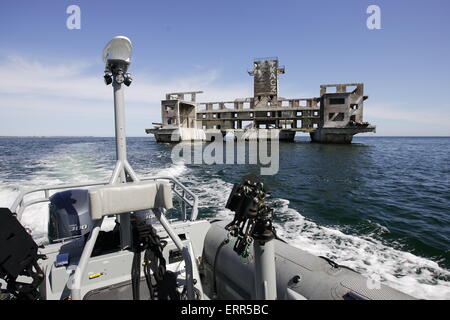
[{"x1": 0, "y1": 36, "x2": 415, "y2": 301}]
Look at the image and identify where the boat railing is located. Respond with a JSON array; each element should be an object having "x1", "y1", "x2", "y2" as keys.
[{"x1": 10, "y1": 175, "x2": 198, "y2": 223}]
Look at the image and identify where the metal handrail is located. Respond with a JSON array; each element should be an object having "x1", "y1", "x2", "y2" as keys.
[{"x1": 11, "y1": 175, "x2": 199, "y2": 222}]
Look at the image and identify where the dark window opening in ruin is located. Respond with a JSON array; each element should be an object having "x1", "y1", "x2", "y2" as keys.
[
  {"x1": 350, "y1": 115, "x2": 356, "y2": 122},
  {"x1": 278, "y1": 111, "x2": 282, "y2": 117},
  {"x1": 329, "y1": 98, "x2": 345, "y2": 105},
  {"x1": 217, "y1": 125, "x2": 221, "y2": 129},
  {"x1": 333, "y1": 113, "x2": 345, "y2": 121},
  {"x1": 350, "y1": 104, "x2": 359, "y2": 110},
  {"x1": 242, "y1": 120, "x2": 253, "y2": 128},
  {"x1": 217, "y1": 113, "x2": 221, "y2": 119},
  {"x1": 328, "y1": 113, "x2": 335, "y2": 120},
  {"x1": 296, "y1": 111, "x2": 302, "y2": 117},
  {"x1": 269, "y1": 95, "x2": 274, "y2": 101},
  {"x1": 258, "y1": 96, "x2": 261, "y2": 101},
  {"x1": 167, "y1": 118, "x2": 172, "y2": 125}
]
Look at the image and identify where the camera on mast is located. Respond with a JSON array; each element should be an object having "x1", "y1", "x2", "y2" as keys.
[{"x1": 102, "y1": 36, "x2": 133, "y2": 86}]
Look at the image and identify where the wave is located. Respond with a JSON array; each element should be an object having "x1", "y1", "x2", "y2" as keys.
[
  {"x1": 271, "y1": 198, "x2": 450, "y2": 300},
  {"x1": 0, "y1": 143, "x2": 113, "y2": 243},
  {"x1": 147, "y1": 160, "x2": 187, "y2": 178}
]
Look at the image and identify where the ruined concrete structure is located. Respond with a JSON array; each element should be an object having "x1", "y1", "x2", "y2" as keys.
[
  {"x1": 147, "y1": 91, "x2": 205, "y2": 142},
  {"x1": 146, "y1": 58, "x2": 375, "y2": 143}
]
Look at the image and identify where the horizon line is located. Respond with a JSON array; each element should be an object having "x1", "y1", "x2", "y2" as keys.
[{"x1": 1, "y1": 135, "x2": 449, "y2": 138}]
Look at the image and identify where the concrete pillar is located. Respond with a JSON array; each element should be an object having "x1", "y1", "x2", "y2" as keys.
[{"x1": 310, "y1": 129, "x2": 354, "y2": 144}]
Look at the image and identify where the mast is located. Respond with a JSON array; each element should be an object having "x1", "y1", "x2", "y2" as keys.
[{"x1": 103, "y1": 36, "x2": 138, "y2": 249}]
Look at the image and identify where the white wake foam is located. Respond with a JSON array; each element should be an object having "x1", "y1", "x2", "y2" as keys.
[
  {"x1": 0, "y1": 142, "x2": 112, "y2": 243},
  {"x1": 271, "y1": 198, "x2": 450, "y2": 300},
  {"x1": 150, "y1": 161, "x2": 187, "y2": 178}
]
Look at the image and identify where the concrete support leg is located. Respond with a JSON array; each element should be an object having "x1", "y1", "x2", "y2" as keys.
[
  {"x1": 310, "y1": 129, "x2": 354, "y2": 144},
  {"x1": 279, "y1": 130, "x2": 296, "y2": 142}
]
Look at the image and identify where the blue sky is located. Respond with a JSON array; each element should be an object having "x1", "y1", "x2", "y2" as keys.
[{"x1": 0, "y1": 0, "x2": 449, "y2": 136}]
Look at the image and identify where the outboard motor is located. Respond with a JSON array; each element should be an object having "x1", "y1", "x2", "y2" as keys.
[{"x1": 48, "y1": 189, "x2": 93, "y2": 243}]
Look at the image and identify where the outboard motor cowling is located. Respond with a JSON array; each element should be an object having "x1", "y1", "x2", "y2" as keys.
[{"x1": 48, "y1": 189, "x2": 93, "y2": 243}]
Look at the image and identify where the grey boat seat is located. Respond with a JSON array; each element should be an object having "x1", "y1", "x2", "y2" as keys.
[{"x1": 88, "y1": 180, "x2": 173, "y2": 220}]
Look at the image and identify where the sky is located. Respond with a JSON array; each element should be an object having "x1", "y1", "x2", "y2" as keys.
[{"x1": 0, "y1": 0, "x2": 449, "y2": 137}]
